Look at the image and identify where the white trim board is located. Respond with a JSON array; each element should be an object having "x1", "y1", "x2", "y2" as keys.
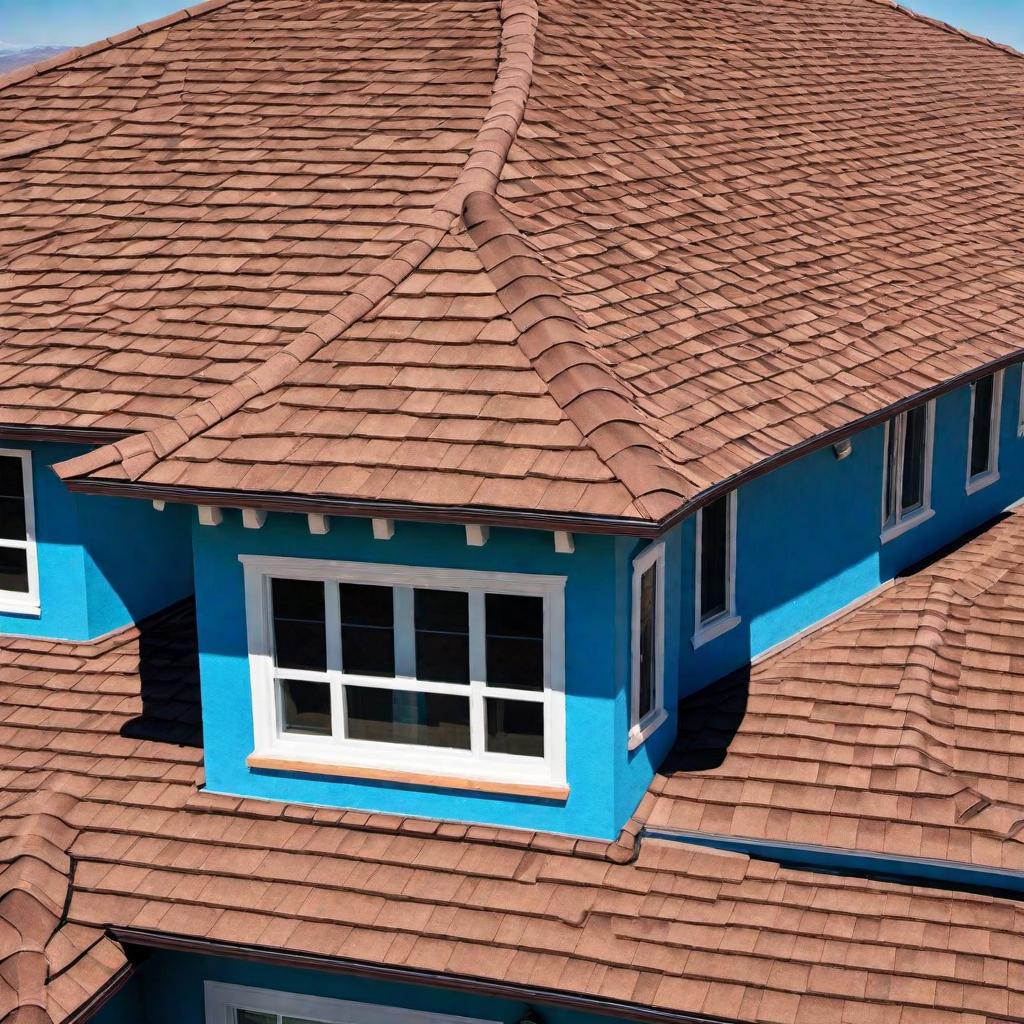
[{"x1": 205, "y1": 981, "x2": 498, "y2": 1024}]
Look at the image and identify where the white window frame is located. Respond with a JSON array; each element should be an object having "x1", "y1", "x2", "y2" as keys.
[
  {"x1": 241, "y1": 554, "x2": 566, "y2": 790},
  {"x1": 205, "y1": 981, "x2": 498, "y2": 1024},
  {"x1": 1017, "y1": 363, "x2": 1024, "y2": 438},
  {"x1": 692, "y1": 490, "x2": 740, "y2": 649},
  {"x1": 628, "y1": 542, "x2": 666, "y2": 750},
  {"x1": 0, "y1": 449, "x2": 39, "y2": 615},
  {"x1": 966, "y1": 370, "x2": 1003, "y2": 495},
  {"x1": 879, "y1": 401, "x2": 936, "y2": 544}
]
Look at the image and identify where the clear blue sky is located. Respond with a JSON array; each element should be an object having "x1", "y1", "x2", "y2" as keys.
[{"x1": 0, "y1": 0, "x2": 1022, "y2": 49}]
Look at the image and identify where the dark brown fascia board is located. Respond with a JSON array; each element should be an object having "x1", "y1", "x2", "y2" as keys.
[
  {"x1": 59, "y1": 350, "x2": 1024, "y2": 540},
  {"x1": 61, "y1": 477, "x2": 663, "y2": 537},
  {"x1": 0, "y1": 424, "x2": 132, "y2": 446},
  {"x1": 108, "y1": 928, "x2": 743, "y2": 1024},
  {"x1": 61, "y1": 960, "x2": 138, "y2": 1024}
]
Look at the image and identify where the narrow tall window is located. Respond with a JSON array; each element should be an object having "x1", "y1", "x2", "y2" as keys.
[
  {"x1": 966, "y1": 371, "x2": 1002, "y2": 493},
  {"x1": 0, "y1": 450, "x2": 38, "y2": 614},
  {"x1": 243, "y1": 556, "x2": 566, "y2": 791},
  {"x1": 881, "y1": 402, "x2": 934, "y2": 541},
  {"x1": 693, "y1": 491, "x2": 738, "y2": 647},
  {"x1": 630, "y1": 543, "x2": 665, "y2": 747}
]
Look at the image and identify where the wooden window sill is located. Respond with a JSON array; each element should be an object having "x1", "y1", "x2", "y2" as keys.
[{"x1": 246, "y1": 753, "x2": 570, "y2": 801}]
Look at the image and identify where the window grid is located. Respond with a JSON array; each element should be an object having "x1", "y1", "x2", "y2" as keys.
[
  {"x1": 966, "y1": 370, "x2": 1003, "y2": 494},
  {"x1": 629, "y1": 542, "x2": 666, "y2": 748},
  {"x1": 692, "y1": 490, "x2": 739, "y2": 649},
  {"x1": 244, "y1": 556, "x2": 566, "y2": 788}
]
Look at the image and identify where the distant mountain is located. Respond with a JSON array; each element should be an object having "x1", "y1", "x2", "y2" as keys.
[{"x1": 0, "y1": 45, "x2": 67, "y2": 74}]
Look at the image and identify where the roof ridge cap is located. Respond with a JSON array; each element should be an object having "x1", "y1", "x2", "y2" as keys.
[
  {"x1": 0, "y1": 0, "x2": 239, "y2": 97},
  {"x1": 55, "y1": 0, "x2": 540, "y2": 488},
  {"x1": 866, "y1": 0, "x2": 1024, "y2": 63},
  {"x1": 462, "y1": 190, "x2": 691, "y2": 521}
]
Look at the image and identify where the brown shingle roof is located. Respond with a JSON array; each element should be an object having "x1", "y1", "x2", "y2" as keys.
[
  {"x1": 651, "y1": 507, "x2": 1024, "y2": 874},
  {"x1": 2, "y1": 590, "x2": 1024, "y2": 1024},
  {"x1": 4, "y1": 0, "x2": 1013, "y2": 526}
]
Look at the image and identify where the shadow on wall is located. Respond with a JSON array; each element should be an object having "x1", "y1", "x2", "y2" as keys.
[{"x1": 119, "y1": 599, "x2": 204, "y2": 749}]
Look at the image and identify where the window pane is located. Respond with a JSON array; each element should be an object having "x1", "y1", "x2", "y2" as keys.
[
  {"x1": 699, "y1": 495, "x2": 729, "y2": 622},
  {"x1": 346, "y1": 686, "x2": 470, "y2": 748},
  {"x1": 485, "y1": 593, "x2": 543, "y2": 691},
  {"x1": 0, "y1": 457, "x2": 24, "y2": 501},
  {"x1": 0, "y1": 497, "x2": 26, "y2": 542},
  {"x1": 637, "y1": 562, "x2": 657, "y2": 721},
  {"x1": 486, "y1": 698, "x2": 544, "y2": 757},
  {"x1": 236, "y1": 1011, "x2": 277, "y2": 1024},
  {"x1": 0, "y1": 548, "x2": 28, "y2": 593},
  {"x1": 883, "y1": 416, "x2": 900, "y2": 523},
  {"x1": 970, "y1": 375, "x2": 994, "y2": 477},
  {"x1": 414, "y1": 589, "x2": 469, "y2": 684},
  {"x1": 900, "y1": 405, "x2": 927, "y2": 513},
  {"x1": 280, "y1": 679, "x2": 331, "y2": 736},
  {"x1": 272, "y1": 579, "x2": 326, "y2": 672},
  {"x1": 340, "y1": 583, "x2": 394, "y2": 677}
]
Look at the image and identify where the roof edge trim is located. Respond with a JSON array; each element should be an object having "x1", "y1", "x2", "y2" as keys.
[
  {"x1": 643, "y1": 826, "x2": 1024, "y2": 898},
  {"x1": 108, "y1": 928, "x2": 742, "y2": 1024},
  {"x1": 60, "y1": 477, "x2": 661, "y2": 535},
  {"x1": 61, "y1": 961, "x2": 138, "y2": 1024},
  {"x1": 0, "y1": 425, "x2": 131, "y2": 445}
]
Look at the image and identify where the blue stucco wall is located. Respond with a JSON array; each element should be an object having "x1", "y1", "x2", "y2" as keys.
[
  {"x1": 0, "y1": 441, "x2": 194, "y2": 640},
  {"x1": 679, "y1": 370, "x2": 1024, "y2": 694},
  {"x1": 96, "y1": 949, "x2": 627, "y2": 1024},
  {"x1": 194, "y1": 515, "x2": 670, "y2": 840}
]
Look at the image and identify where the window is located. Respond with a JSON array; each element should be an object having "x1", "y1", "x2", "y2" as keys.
[
  {"x1": 0, "y1": 450, "x2": 38, "y2": 614},
  {"x1": 693, "y1": 491, "x2": 739, "y2": 648},
  {"x1": 966, "y1": 371, "x2": 1002, "y2": 493},
  {"x1": 242, "y1": 556, "x2": 566, "y2": 790},
  {"x1": 205, "y1": 981, "x2": 496, "y2": 1024},
  {"x1": 881, "y1": 402, "x2": 935, "y2": 542},
  {"x1": 629, "y1": 543, "x2": 666, "y2": 749}
]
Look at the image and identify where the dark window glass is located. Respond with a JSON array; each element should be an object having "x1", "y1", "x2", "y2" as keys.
[
  {"x1": 699, "y1": 495, "x2": 729, "y2": 622},
  {"x1": 970, "y1": 375, "x2": 995, "y2": 478},
  {"x1": 485, "y1": 593, "x2": 543, "y2": 691},
  {"x1": 900, "y1": 405, "x2": 927, "y2": 513},
  {"x1": 485, "y1": 698, "x2": 544, "y2": 757},
  {"x1": 0, "y1": 456, "x2": 26, "y2": 543},
  {"x1": 271, "y1": 578, "x2": 326, "y2": 672},
  {"x1": 236, "y1": 1011, "x2": 277, "y2": 1024},
  {"x1": 414, "y1": 589, "x2": 469, "y2": 684},
  {"x1": 637, "y1": 561, "x2": 657, "y2": 721},
  {"x1": 280, "y1": 679, "x2": 331, "y2": 735},
  {"x1": 340, "y1": 583, "x2": 394, "y2": 677},
  {"x1": 346, "y1": 686, "x2": 470, "y2": 749},
  {"x1": 0, "y1": 548, "x2": 28, "y2": 594}
]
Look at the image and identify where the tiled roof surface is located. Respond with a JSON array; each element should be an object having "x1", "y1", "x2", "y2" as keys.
[
  {"x1": 0, "y1": 0, "x2": 498, "y2": 435},
  {"x1": 651, "y1": 508, "x2": 1024, "y2": 873},
  {"x1": 17, "y1": 0, "x2": 1018, "y2": 524},
  {"x1": 1, "y1": 586, "x2": 1024, "y2": 1024}
]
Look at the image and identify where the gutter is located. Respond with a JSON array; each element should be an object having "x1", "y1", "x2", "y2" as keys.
[
  {"x1": 107, "y1": 928, "x2": 743, "y2": 1024},
  {"x1": 57, "y1": 351, "x2": 1024, "y2": 539},
  {"x1": 0, "y1": 425, "x2": 131, "y2": 446},
  {"x1": 643, "y1": 825, "x2": 1024, "y2": 899}
]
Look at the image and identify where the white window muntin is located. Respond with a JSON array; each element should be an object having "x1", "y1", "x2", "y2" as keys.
[
  {"x1": 0, "y1": 449, "x2": 38, "y2": 615},
  {"x1": 629, "y1": 542, "x2": 666, "y2": 749},
  {"x1": 692, "y1": 490, "x2": 739, "y2": 649},
  {"x1": 966, "y1": 370, "x2": 1003, "y2": 494},
  {"x1": 880, "y1": 401, "x2": 935, "y2": 543},
  {"x1": 242, "y1": 555, "x2": 566, "y2": 788},
  {"x1": 205, "y1": 981, "x2": 498, "y2": 1024},
  {"x1": 1018, "y1": 363, "x2": 1024, "y2": 437}
]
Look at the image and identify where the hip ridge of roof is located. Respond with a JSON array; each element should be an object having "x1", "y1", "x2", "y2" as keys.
[{"x1": 55, "y1": 0, "x2": 541, "y2": 491}]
